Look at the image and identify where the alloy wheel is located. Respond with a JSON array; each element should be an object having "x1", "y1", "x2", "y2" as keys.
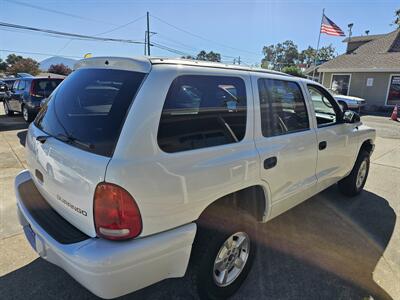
[{"x1": 212, "y1": 232, "x2": 250, "y2": 287}]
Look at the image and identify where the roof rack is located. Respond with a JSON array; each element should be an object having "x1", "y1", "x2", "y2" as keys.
[{"x1": 150, "y1": 57, "x2": 290, "y2": 76}]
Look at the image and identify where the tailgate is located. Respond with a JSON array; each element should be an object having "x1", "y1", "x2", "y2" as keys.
[{"x1": 26, "y1": 124, "x2": 109, "y2": 237}]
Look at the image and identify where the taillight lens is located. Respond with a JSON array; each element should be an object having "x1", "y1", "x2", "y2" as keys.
[{"x1": 94, "y1": 183, "x2": 142, "y2": 240}]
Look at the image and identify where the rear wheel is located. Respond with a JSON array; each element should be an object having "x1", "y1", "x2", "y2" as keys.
[
  {"x1": 3, "y1": 101, "x2": 13, "y2": 116},
  {"x1": 22, "y1": 105, "x2": 34, "y2": 122},
  {"x1": 190, "y1": 206, "x2": 257, "y2": 299},
  {"x1": 338, "y1": 150, "x2": 370, "y2": 196}
]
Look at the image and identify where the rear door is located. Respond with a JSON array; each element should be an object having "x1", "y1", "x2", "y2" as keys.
[
  {"x1": 8, "y1": 80, "x2": 21, "y2": 111},
  {"x1": 26, "y1": 68, "x2": 146, "y2": 237},
  {"x1": 253, "y1": 76, "x2": 318, "y2": 219}
]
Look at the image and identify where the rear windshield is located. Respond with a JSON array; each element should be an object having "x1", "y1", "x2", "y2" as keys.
[
  {"x1": 32, "y1": 79, "x2": 63, "y2": 97},
  {"x1": 35, "y1": 68, "x2": 145, "y2": 157}
]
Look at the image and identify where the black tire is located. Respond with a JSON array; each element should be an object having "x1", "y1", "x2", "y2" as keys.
[
  {"x1": 338, "y1": 150, "x2": 370, "y2": 197},
  {"x1": 22, "y1": 105, "x2": 34, "y2": 122},
  {"x1": 189, "y1": 206, "x2": 257, "y2": 300},
  {"x1": 3, "y1": 101, "x2": 13, "y2": 116}
]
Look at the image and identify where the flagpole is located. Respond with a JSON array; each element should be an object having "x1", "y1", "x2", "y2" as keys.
[{"x1": 312, "y1": 8, "x2": 325, "y2": 81}]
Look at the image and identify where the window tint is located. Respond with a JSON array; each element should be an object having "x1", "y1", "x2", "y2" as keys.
[
  {"x1": 308, "y1": 85, "x2": 338, "y2": 127},
  {"x1": 33, "y1": 79, "x2": 63, "y2": 98},
  {"x1": 331, "y1": 74, "x2": 350, "y2": 95},
  {"x1": 35, "y1": 68, "x2": 145, "y2": 157},
  {"x1": 258, "y1": 78, "x2": 309, "y2": 137},
  {"x1": 18, "y1": 80, "x2": 26, "y2": 90},
  {"x1": 158, "y1": 75, "x2": 247, "y2": 153},
  {"x1": 12, "y1": 80, "x2": 19, "y2": 90}
]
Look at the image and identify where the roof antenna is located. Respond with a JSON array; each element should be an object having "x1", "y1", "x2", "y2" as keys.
[{"x1": 348, "y1": 23, "x2": 354, "y2": 42}]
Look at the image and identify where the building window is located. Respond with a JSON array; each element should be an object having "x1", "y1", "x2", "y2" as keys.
[
  {"x1": 331, "y1": 74, "x2": 351, "y2": 95},
  {"x1": 158, "y1": 75, "x2": 247, "y2": 153},
  {"x1": 387, "y1": 75, "x2": 400, "y2": 106}
]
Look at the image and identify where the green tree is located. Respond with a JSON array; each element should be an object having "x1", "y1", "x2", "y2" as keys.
[
  {"x1": 299, "y1": 46, "x2": 317, "y2": 66},
  {"x1": 261, "y1": 40, "x2": 299, "y2": 70},
  {"x1": 318, "y1": 44, "x2": 336, "y2": 62},
  {"x1": 8, "y1": 57, "x2": 40, "y2": 75},
  {"x1": 5, "y1": 54, "x2": 23, "y2": 66},
  {"x1": 48, "y1": 63, "x2": 72, "y2": 76},
  {"x1": 394, "y1": 9, "x2": 400, "y2": 27},
  {"x1": 298, "y1": 44, "x2": 336, "y2": 66},
  {"x1": 196, "y1": 50, "x2": 221, "y2": 62},
  {"x1": 0, "y1": 58, "x2": 7, "y2": 72},
  {"x1": 282, "y1": 66, "x2": 305, "y2": 78}
]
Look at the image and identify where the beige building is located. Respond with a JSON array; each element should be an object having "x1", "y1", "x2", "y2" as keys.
[{"x1": 318, "y1": 29, "x2": 400, "y2": 110}]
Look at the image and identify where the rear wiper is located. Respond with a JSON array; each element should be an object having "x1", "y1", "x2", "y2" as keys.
[{"x1": 57, "y1": 133, "x2": 95, "y2": 150}]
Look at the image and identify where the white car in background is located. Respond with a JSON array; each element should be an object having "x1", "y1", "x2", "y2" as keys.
[{"x1": 329, "y1": 89, "x2": 366, "y2": 111}]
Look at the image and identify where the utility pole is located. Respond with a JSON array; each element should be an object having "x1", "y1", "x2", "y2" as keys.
[
  {"x1": 144, "y1": 31, "x2": 147, "y2": 55},
  {"x1": 146, "y1": 12, "x2": 151, "y2": 56},
  {"x1": 238, "y1": 56, "x2": 241, "y2": 65}
]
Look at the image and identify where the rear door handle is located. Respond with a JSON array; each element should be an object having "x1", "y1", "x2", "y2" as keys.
[
  {"x1": 264, "y1": 156, "x2": 277, "y2": 169},
  {"x1": 319, "y1": 141, "x2": 327, "y2": 150}
]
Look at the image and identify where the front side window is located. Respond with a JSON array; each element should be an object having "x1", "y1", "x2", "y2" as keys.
[
  {"x1": 158, "y1": 75, "x2": 247, "y2": 153},
  {"x1": 308, "y1": 85, "x2": 340, "y2": 127},
  {"x1": 12, "y1": 80, "x2": 19, "y2": 91},
  {"x1": 258, "y1": 78, "x2": 309, "y2": 137},
  {"x1": 331, "y1": 74, "x2": 350, "y2": 95},
  {"x1": 18, "y1": 80, "x2": 26, "y2": 90}
]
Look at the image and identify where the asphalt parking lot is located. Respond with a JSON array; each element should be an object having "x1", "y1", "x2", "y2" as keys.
[{"x1": 0, "y1": 108, "x2": 399, "y2": 300}]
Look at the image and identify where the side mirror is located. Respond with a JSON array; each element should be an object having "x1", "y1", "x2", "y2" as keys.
[{"x1": 343, "y1": 110, "x2": 361, "y2": 124}]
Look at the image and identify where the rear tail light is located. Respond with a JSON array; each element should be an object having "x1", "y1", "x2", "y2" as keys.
[
  {"x1": 29, "y1": 80, "x2": 37, "y2": 97},
  {"x1": 94, "y1": 183, "x2": 142, "y2": 240}
]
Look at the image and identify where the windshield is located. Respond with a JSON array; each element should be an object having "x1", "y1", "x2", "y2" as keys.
[{"x1": 35, "y1": 68, "x2": 145, "y2": 157}]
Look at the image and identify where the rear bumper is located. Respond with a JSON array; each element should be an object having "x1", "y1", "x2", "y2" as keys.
[{"x1": 15, "y1": 170, "x2": 197, "y2": 299}]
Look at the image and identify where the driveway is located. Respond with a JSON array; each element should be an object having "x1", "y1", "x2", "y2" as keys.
[{"x1": 0, "y1": 109, "x2": 399, "y2": 299}]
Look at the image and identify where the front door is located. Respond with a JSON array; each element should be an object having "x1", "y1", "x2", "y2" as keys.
[
  {"x1": 306, "y1": 84, "x2": 359, "y2": 190},
  {"x1": 253, "y1": 77, "x2": 318, "y2": 220}
]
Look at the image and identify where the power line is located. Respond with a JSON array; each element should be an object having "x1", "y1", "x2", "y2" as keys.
[
  {"x1": 150, "y1": 14, "x2": 260, "y2": 57},
  {"x1": 0, "y1": 21, "x2": 144, "y2": 44},
  {"x1": 0, "y1": 48, "x2": 82, "y2": 59},
  {"x1": 94, "y1": 15, "x2": 146, "y2": 36},
  {"x1": 152, "y1": 42, "x2": 194, "y2": 57},
  {"x1": 5, "y1": 0, "x2": 117, "y2": 26}
]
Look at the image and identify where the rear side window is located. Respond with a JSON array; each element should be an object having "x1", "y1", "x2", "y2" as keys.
[
  {"x1": 35, "y1": 68, "x2": 145, "y2": 157},
  {"x1": 258, "y1": 78, "x2": 309, "y2": 137},
  {"x1": 158, "y1": 75, "x2": 247, "y2": 153},
  {"x1": 32, "y1": 79, "x2": 63, "y2": 97}
]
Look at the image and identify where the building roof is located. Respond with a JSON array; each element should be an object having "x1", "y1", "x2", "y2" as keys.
[
  {"x1": 342, "y1": 33, "x2": 385, "y2": 43},
  {"x1": 319, "y1": 29, "x2": 400, "y2": 72}
]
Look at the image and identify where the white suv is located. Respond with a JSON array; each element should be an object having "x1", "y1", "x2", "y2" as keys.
[{"x1": 15, "y1": 57, "x2": 375, "y2": 299}]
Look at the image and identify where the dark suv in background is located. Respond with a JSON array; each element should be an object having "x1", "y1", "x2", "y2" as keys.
[{"x1": 3, "y1": 77, "x2": 63, "y2": 122}]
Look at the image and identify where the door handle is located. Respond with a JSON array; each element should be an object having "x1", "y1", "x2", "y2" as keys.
[
  {"x1": 264, "y1": 156, "x2": 277, "y2": 169},
  {"x1": 319, "y1": 141, "x2": 327, "y2": 150}
]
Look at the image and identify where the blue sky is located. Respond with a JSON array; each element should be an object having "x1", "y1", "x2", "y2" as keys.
[{"x1": 0, "y1": 0, "x2": 398, "y2": 65}]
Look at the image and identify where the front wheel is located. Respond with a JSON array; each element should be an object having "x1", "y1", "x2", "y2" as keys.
[
  {"x1": 22, "y1": 105, "x2": 34, "y2": 122},
  {"x1": 338, "y1": 150, "x2": 370, "y2": 196},
  {"x1": 189, "y1": 207, "x2": 257, "y2": 299},
  {"x1": 3, "y1": 101, "x2": 13, "y2": 116}
]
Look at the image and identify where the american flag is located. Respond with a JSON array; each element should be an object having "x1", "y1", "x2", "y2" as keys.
[{"x1": 321, "y1": 15, "x2": 345, "y2": 36}]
